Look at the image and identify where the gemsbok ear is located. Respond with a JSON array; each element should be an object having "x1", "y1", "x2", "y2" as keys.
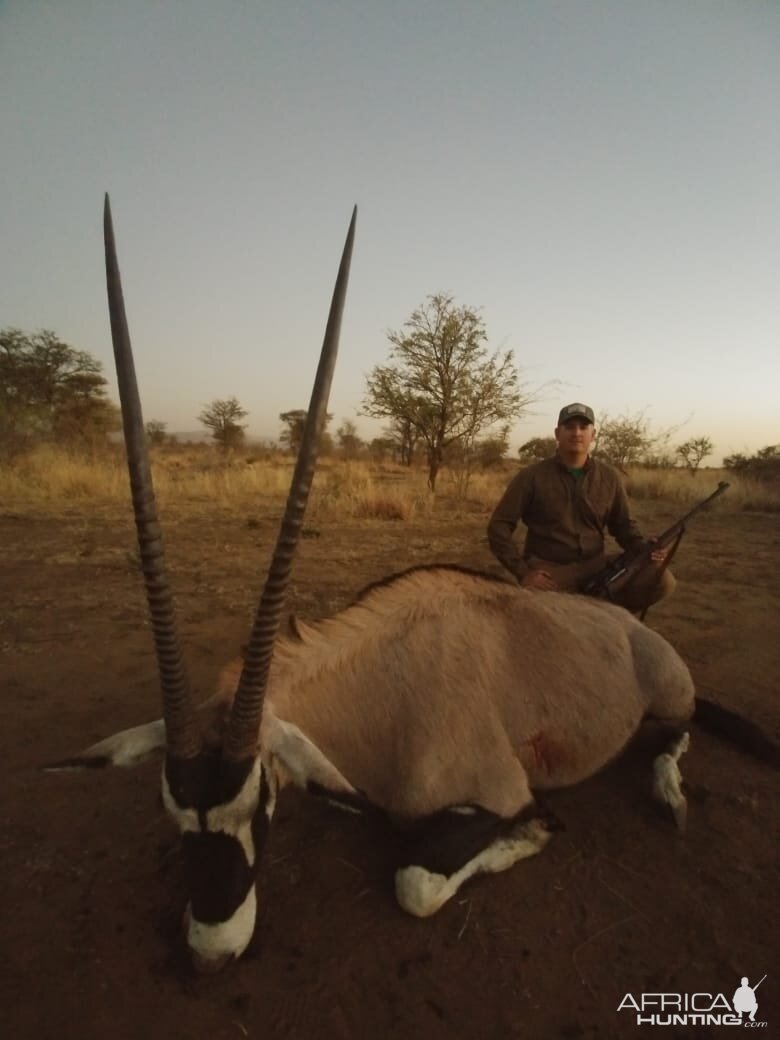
[{"x1": 43, "y1": 719, "x2": 166, "y2": 771}]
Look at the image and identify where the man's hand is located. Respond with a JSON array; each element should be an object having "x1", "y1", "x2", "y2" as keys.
[
  {"x1": 521, "y1": 569, "x2": 557, "y2": 591},
  {"x1": 647, "y1": 537, "x2": 671, "y2": 564}
]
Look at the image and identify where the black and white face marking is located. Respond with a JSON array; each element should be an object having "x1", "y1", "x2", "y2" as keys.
[{"x1": 162, "y1": 754, "x2": 277, "y2": 972}]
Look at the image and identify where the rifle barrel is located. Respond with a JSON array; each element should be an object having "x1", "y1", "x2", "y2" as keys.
[{"x1": 657, "y1": 482, "x2": 729, "y2": 542}]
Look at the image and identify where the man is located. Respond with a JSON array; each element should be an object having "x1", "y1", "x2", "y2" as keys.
[{"x1": 487, "y1": 402, "x2": 675, "y2": 614}]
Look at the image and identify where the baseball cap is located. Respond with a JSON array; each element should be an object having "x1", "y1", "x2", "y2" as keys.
[{"x1": 557, "y1": 402, "x2": 595, "y2": 425}]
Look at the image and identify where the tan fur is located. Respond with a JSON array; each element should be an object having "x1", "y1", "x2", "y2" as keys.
[{"x1": 218, "y1": 568, "x2": 695, "y2": 820}]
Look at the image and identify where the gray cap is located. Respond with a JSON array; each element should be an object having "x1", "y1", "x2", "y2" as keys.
[{"x1": 557, "y1": 402, "x2": 595, "y2": 425}]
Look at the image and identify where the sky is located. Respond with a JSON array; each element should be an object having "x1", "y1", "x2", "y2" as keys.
[{"x1": 1, "y1": 0, "x2": 778, "y2": 464}]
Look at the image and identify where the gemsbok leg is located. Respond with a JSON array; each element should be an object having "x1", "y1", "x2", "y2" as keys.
[
  {"x1": 394, "y1": 803, "x2": 556, "y2": 917},
  {"x1": 652, "y1": 730, "x2": 690, "y2": 831}
]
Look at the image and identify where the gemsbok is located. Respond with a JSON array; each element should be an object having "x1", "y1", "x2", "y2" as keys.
[{"x1": 52, "y1": 198, "x2": 779, "y2": 973}]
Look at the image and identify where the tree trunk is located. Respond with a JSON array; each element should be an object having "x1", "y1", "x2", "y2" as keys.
[{"x1": 427, "y1": 450, "x2": 441, "y2": 491}]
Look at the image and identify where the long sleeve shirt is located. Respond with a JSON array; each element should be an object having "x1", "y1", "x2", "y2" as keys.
[{"x1": 487, "y1": 455, "x2": 645, "y2": 580}]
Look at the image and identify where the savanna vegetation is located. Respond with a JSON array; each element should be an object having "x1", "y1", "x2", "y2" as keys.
[
  {"x1": 0, "y1": 328, "x2": 119, "y2": 457},
  {"x1": 1, "y1": 324, "x2": 777, "y2": 517},
  {"x1": 2, "y1": 441, "x2": 778, "y2": 522}
]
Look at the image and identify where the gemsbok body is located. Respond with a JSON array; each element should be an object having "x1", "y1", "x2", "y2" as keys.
[{"x1": 54, "y1": 199, "x2": 778, "y2": 973}]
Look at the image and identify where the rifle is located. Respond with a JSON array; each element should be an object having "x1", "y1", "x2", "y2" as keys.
[{"x1": 581, "y1": 481, "x2": 730, "y2": 600}]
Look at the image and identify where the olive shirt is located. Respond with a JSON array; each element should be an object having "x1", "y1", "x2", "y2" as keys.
[{"x1": 487, "y1": 455, "x2": 645, "y2": 582}]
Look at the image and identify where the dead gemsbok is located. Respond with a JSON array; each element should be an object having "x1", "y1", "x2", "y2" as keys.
[{"x1": 52, "y1": 199, "x2": 779, "y2": 973}]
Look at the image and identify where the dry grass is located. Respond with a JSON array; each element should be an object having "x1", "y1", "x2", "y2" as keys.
[
  {"x1": 440, "y1": 469, "x2": 509, "y2": 509},
  {"x1": 0, "y1": 447, "x2": 436, "y2": 520},
  {"x1": 624, "y1": 466, "x2": 780, "y2": 513},
  {"x1": 312, "y1": 461, "x2": 434, "y2": 521},
  {"x1": 1, "y1": 445, "x2": 777, "y2": 516},
  {"x1": 0, "y1": 445, "x2": 295, "y2": 505},
  {"x1": 0, "y1": 446, "x2": 129, "y2": 502}
]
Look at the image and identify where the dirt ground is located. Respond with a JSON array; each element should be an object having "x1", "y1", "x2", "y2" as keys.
[{"x1": 2, "y1": 494, "x2": 778, "y2": 1039}]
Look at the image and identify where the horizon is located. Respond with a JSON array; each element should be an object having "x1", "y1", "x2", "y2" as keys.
[{"x1": 117, "y1": 425, "x2": 758, "y2": 470}]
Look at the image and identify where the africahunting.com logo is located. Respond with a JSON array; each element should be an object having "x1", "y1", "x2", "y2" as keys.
[{"x1": 617, "y1": 974, "x2": 767, "y2": 1027}]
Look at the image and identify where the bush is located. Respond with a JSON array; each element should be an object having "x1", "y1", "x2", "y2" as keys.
[{"x1": 724, "y1": 445, "x2": 779, "y2": 485}]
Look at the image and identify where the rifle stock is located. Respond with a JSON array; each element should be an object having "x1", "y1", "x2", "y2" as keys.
[{"x1": 581, "y1": 481, "x2": 729, "y2": 600}]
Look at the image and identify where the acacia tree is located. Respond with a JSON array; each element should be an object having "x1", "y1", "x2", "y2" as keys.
[
  {"x1": 368, "y1": 436, "x2": 396, "y2": 463},
  {"x1": 335, "y1": 419, "x2": 363, "y2": 459},
  {"x1": 385, "y1": 416, "x2": 420, "y2": 466},
  {"x1": 675, "y1": 436, "x2": 713, "y2": 473},
  {"x1": 445, "y1": 424, "x2": 510, "y2": 497},
  {"x1": 475, "y1": 427, "x2": 511, "y2": 468},
  {"x1": 278, "y1": 409, "x2": 333, "y2": 453},
  {"x1": 198, "y1": 397, "x2": 248, "y2": 451},
  {"x1": 145, "y1": 419, "x2": 168, "y2": 446},
  {"x1": 593, "y1": 412, "x2": 652, "y2": 468},
  {"x1": 0, "y1": 327, "x2": 118, "y2": 454},
  {"x1": 518, "y1": 436, "x2": 557, "y2": 465},
  {"x1": 593, "y1": 410, "x2": 681, "y2": 469},
  {"x1": 363, "y1": 294, "x2": 527, "y2": 490},
  {"x1": 278, "y1": 409, "x2": 307, "y2": 452}
]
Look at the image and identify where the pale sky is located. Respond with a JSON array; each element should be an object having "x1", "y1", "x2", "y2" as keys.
[{"x1": 2, "y1": 1, "x2": 778, "y2": 464}]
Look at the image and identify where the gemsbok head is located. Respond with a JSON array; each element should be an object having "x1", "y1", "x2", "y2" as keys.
[{"x1": 99, "y1": 195, "x2": 354, "y2": 971}]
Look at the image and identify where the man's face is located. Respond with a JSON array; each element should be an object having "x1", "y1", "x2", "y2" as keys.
[{"x1": 555, "y1": 418, "x2": 595, "y2": 454}]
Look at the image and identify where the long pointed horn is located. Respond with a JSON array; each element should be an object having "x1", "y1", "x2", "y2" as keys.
[
  {"x1": 104, "y1": 194, "x2": 201, "y2": 760},
  {"x1": 225, "y1": 207, "x2": 357, "y2": 762}
]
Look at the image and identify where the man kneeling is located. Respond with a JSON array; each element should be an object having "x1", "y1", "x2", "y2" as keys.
[{"x1": 487, "y1": 403, "x2": 674, "y2": 615}]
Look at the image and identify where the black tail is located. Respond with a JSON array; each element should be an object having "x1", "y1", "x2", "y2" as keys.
[{"x1": 694, "y1": 696, "x2": 780, "y2": 768}]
